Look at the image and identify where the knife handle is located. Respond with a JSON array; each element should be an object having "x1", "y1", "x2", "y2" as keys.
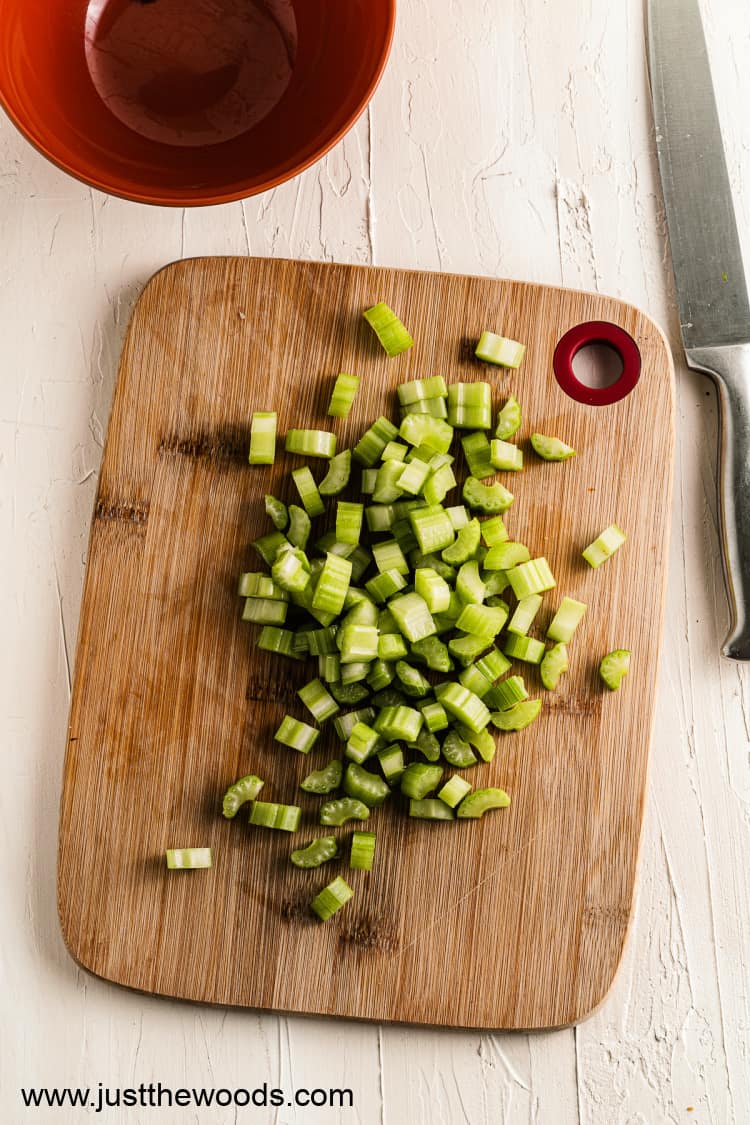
[{"x1": 687, "y1": 343, "x2": 750, "y2": 660}]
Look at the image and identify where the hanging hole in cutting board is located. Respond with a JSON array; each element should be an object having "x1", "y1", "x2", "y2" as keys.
[{"x1": 553, "y1": 321, "x2": 641, "y2": 406}]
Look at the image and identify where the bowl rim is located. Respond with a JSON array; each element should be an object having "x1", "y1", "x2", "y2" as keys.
[{"x1": 0, "y1": 0, "x2": 396, "y2": 207}]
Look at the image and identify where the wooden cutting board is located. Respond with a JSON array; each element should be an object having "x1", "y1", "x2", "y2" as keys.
[{"x1": 58, "y1": 257, "x2": 674, "y2": 1030}]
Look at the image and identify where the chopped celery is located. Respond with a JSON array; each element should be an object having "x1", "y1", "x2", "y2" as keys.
[
  {"x1": 490, "y1": 699, "x2": 542, "y2": 731},
  {"x1": 310, "y1": 876, "x2": 354, "y2": 921},
  {"x1": 312, "y1": 553, "x2": 352, "y2": 616},
  {"x1": 480, "y1": 515, "x2": 509, "y2": 547},
  {"x1": 166, "y1": 848, "x2": 212, "y2": 870},
  {"x1": 446, "y1": 504, "x2": 470, "y2": 530},
  {"x1": 353, "y1": 416, "x2": 399, "y2": 466},
  {"x1": 409, "y1": 507, "x2": 455, "y2": 554},
  {"x1": 389, "y1": 592, "x2": 437, "y2": 643},
  {"x1": 409, "y1": 798, "x2": 455, "y2": 821},
  {"x1": 285, "y1": 505, "x2": 310, "y2": 550},
  {"x1": 238, "y1": 572, "x2": 289, "y2": 600},
  {"x1": 455, "y1": 723, "x2": 496, "y2": 762},
  {"x1": 419, "y1": 699, "x2": 449, "y2": 732},
  {"x1": 377, "y1": 743, "x2": 405, "y2": 782},
  {"x1": 300, "y1": 759, "x2": 344, "y2": 794},
  {"x1": 461, "y1": 431, "x2": 495, "y2": 479},
  {"x1": 333, "y1": 707, "x2": 375, "y2": 742},
  {"x1": 442, "y1": 729, "x2": 477, "y2": 768},
  {"x1": 402, "y1": 397, "x2": 449, "y2": 418},
  {"x1": 378, "y1": 633, "x2": 409, "y2": 661},
  {"x1": 345, "y1": 721, "x2": 381, "y2": 764},
  {"x1": 397, "y1": 458, "x2": 431, "y2": 495},
  {"x1": 363, "y1": 302, "x2": 414, "y2": 357},
  {"x1": 490, "y1": 439, "x2": 523, "y2": 472},
  {"x1": 395, "y1": 660, "x2": 431, "y2": 697},
  {"x1": 423, "y1": 462, "x2": 457, "y2": 506},
  {"x1": 373, "y1": 460, "x2": 406, "y2": 503},
  {"x1": 398, "y1": 376, "x2": 448, "y2": 404},
  {"x1": 248, "y1": 412, "x2": 277, "y2": 465},
  {"x1": 401, "y1": 762, "x2": 444, "y2": 799},
  {"x1": 449, "y1": 633, "x2": 491, "y2": 666},
  {"x1": 507, "y1": 594, "x2": 543, "y2": 636},
  {"x1": 415, "y1": 567, "x2": 451, "y2": 613},
  {"x1": 455, "y1": 560, "x2": 486, "y2": 605},
  {"x1": 399, "y1": 414, "x2": 454, "y2": 454},
  {"x1": 382, "y1": 440, "x2": 409, "y2": 462},
  {"x1": 438, "y1": 775, "x2": 472, "y2": 808},
  {"x1": 372, "y1": 539, "x2": 409, "y2": 575},
  {"x1": 252, "y1": 530, "x2": 288, "y2": 566},
  {"x1": 486, "y1": 675, "x2": 528, "y2": 710},
  {"x1": 447, "y1": 382, "x2": 492, "y2": 430},
  {"x1": 583, "y1": 524, "x2": 627, "y2": 568},
  {"x1": 292, "y1": 467, "x2": 325, "y2": 517},
  {"x1": 437, "y1": 682, "x2": 491, "y2": 733},
  {"x1": 495, "y1": 395, "x2": 522, "y2": 440},
  {"x1": 249, "y1": 801, "x2": 302, "y2": 832},
  {"x1": 319, "y1": 797, "x2": 370, "y2": 826},
  {"x1": 503, "y1": 634, "x2": 545, "y2": 664},
  {"x1": 328, "y1": 373, "x2": 360, "y2": 419},
  {"x1": 530, "y1": 432, "x2": 576, "y2": 461},
  {"x1": 455, "y1": 603, "x2": 507, "y2": 638},
  {"x1": 456, "y1": 787, "x2": 511, "y2": 818},
  {"x1": 442, "y1": 518, "x2": 481, "y2": 565},
  {"x1": 222, "y1": 774, "x2": 264, "y2": 818},
  {"x1": 475, "y1": 647, "x2": 512, "y2": 681},
  {"x1": 410, "y1": 635, "x2": 452, "y2": 672},
  {"x1": 547, "y1": 596, "x2": 587, "y2": 643},
  {"x1": 257, "y1": 626, "x2": 299, "y2": 659},
  {"x1": 264, "y1": 494, "x2": 288, "y2": 530},
  {"x1": 336, "y1": 501, "x2": 364, "y2": 545},
  {"x1": 409, "y1": 728, "x2": 441, "y2": 762},
  {"x1": 242, "y1": 598, "x2": 288, "y2": 626},
  {"x1": 367, "y1": 658, "x2": 395, "y2": 692},
  {"x1": 318, "y1": 449, "x2": 352, "y2": 496},
  {"x1": 343, "y1": 763, "x2": 390, "y2": 807},
  {"x1": 274, "y1": 715, "x2": 320, "y2": 755},
  {"x1": 291, "y1": 837, "x2": 338, "y2": 868},
  {"x1": 285, "y1": 429, "x2": 337, "y2": 459},
  {"x1": 365, "y1": 568, "x2": 407, "y2": 603},
  {"x1": 373, "y1": 704, "x2": 423, "y2": 742},
  {"x1": 350, "y1": 831, "x2": 377, "y2": 871},
  {"x1": 506, "y1": 557, "x2": 556, "y2": 598},
  {"x1": 599, "y1": 649, "x2": 631, "y2": 690},
  {"x1": 463, "y1": 476, "x2": 514, "y2": 514},
  {"x1": 298, "y1": 679, "x2": 339, "y2": 723},
  {"x1": 540, "y1": 643, "x2": 569, "y2": 690},
  {"x1": 475, "y1": 331, "x2": 526, "y2": 368}
]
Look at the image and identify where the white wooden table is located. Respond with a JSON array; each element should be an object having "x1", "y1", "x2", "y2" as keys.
[{"x1": 2, "y1": 2, "x2": 749, "y2": 1121}]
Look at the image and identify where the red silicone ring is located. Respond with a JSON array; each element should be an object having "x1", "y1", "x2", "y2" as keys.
[{"x1": 553, "y1": 321, "x2": 641, "y2": 406}]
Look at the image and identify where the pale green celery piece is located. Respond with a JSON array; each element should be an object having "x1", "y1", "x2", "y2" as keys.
[
  {"x1": 249, "y1": 801, "x2": 302, "y2": 831},
  {"x1": 438, "y1": 776, "x2": 472, "y2": 808},
  {"x1": 378, "y1": 632, "x2": 409, "y2": 661},
  {"x1": 373, "y1": 460, "x2": 406, "y2": 503},
  {"x1": 447, "y1": 382, "x2": 493, "y2": 429},
  {"x1": 480, "y1": 515, "x2": 508, "y2": 547},
  {"x1": 491, "y1": 698, "x2": 542, "y2": 731},
  {"x1": 340, "y1": 660, "x2": 372, "y2": 685},
  {"x1": 449, "y1": 633, "x2": 491, "y2": 666},
  {"x1": 409, "y1": 507, "x2": 456, "y2": 554},
  {"x1": 442, "y1": 729, "x2": 477, "y2": 768},
  {"x1": 583, "y1": 524, "x2": 627, "y2": 568},
  {"x1": 333, "y1": 707, "x2": 376, "y2": 741},
  {"x1": 291, "y1": 837, "x2": 339, "y2": 868},
  {"x1": 503, "y1": 634, "x2": 545, "y2": 664},
  {"x1": 490, "y1": 439, "x2": 523, "y2": 471},
  {"x1": 423, "y1": 463, "x2": 457, "y2": 506},
  {"x1": 507, "y1": 594, "x2": 544, "y2": 636},
  {"x1": 456, "y1": 787, "x2": 511, "y2": 818},
  {"x1": 328, "y1": 373, "x2": 360, "y2": 419},
  {"x1": 312, "y1": 552, "x2": 352, "y2": 617},
  {"x1": 495, "y1": 395, "x2": 522, "y2": 439},
  {"x1": 353, "y1": 416, "x2": 399, "y2": 467},
  {"x1": 409, "y1": 728, "x2": 441, "y2": 762},
  {"x1": 241, "y1": 597, "x2": 288, "y2": 626},
  {"x1": 437, "y1": 682, "x2": 491, "y2": 733},
  {"x1": 343, "y1": 763, "x2": 391, "y2": 807},
  {"x1": 483, "y1": 541, "x2": 530, "y2": 571},
  {"x1": 360, "y1": 467, "x2": 378, "y2": 494},
  {"x1": 257, "y1": 626, "x2": 299, "y2": 659},
  {"x1": 506, "y1": 557, "x2": 556, "y2": 599},
  {"x1": 458, "y1": 664, "x2": 492, "y2": 698},
  {"x1": 248, "y1": 411, "x2": 277, "y2": 465},
  {"x1": 485, "y1": 675, "x2": 528, "y2": 710},
  {"x1": 401, "y1": 397, "x2": 449, "y2": 419},
  {"x1": 274, "y1": 715, "x2": 320, "y2": 754},
  {"x1": 397, "y1": 458, "x2": 431, "y2": 495},
  {"x1": 300, "y1": 759, "x2": 344, "y2": 794},
  {"x1": 419, "y1": 700, "x2": 449, "y2": 732},
  {"x1": 395, "y1": 659, "x2": 432, "y2": 697},
  {"x1": 367, "y1": 658, "x2": 395, "y2": 692},
  {"x1": 446, "y1": 505, "x2": 470, "y2": 530},
  {"x1": 292, "y1": 466, "x2": 325, "y2": 517},
  {"x1": 410, "y1": 635, "x2": 452, "y2": 672},
  {"x1": 310, "y1": 876, "x2": 354, "y2": 921},
  {"x1": 475, "y1": 647, "x2": 512, "y2": 681},
  {"x1": 377, "y1": 743, "x2": 405, "y2": 782},
  {"x1": 397, "y1": 376, "x2": 448, "y2": 404},
  {"x1": 455, "y1": 560, "x2": 487, "y2": 605},
  {"x1": 285, "y1": 429, "x2": 337, "y2": 459},
  {"x1": 408, "y1": 798, "x2": 455, "y2": 820},
  {"x1": 463, "y1": 475, "x2": 514, "y2": 515},
  {"x1": 336, "y1": 500, "x2": 364, "y2": 545},
  {"x1": 350, "y1": 831, "x2": 377, "y2": 871},
  {"x1": 401, "y1": 762, "x2": 444, "y2": 799},
  {"x1": 264, "y1": 494, "x2": 288, "y2": 530},
  {"x1": 541, "y1": 643, "x2": 569, "y2": 690},
  {"x1": 475, "y1": 331, "x2": 526, "y2": 368},
  {"x1": 389, "y1": 591, "x2": 437, "y2": 643},
  {"x1": 461, "y1": 432, "x2": 495, "y2": 480},
  {"x1": 455, "y1": 603, "x2": 507, "y2": 638},
  {"x1": 381, "y1": 440, "x2": 409, "y2": 462},
  {"x1": 166, "y1": 848, "x2": 212, "y2": 870},
  {"x1": 530, "y1": 433, "x2": 576, "y2": 461},
  {"x1": 414, "y1": 567, "x2": 452, "y2": 614},
  {"x1": 398, "y1": 413, "x2": 454, "y2": 454},
  {"x1": 222, "y1": 775, "x2": 264, "y2": 818},
  {"x1": 318, "y1": 449, "x2": 352, "y2": 496},
  {"x1": 372, "y1": 538, "x2": 409, "y2": 575},
  {"x1": 298, "y1": 679, "x2": 339, "y2": 723},
  {"x1": 319, "y1": 797, "x2": 370, "y2": 826},
  {"x1": 252, "y1": 530, "x2": 288, "y2": 566},
  {"x1": 483, "y1": 571, "x2": 510, "y2": 597},
  {"x1": 547, "y1": 596, "x2": 587, "y2": 642},
  {"x1": 363, "y1": 302, "x2": 414, "y2": 357},
  {"x1": 599, "y1": 649, "x2": 631, "y2": 690},
  {"x1": 287, "y1": 504, "x2": 311, "y2": 549},
  {"x1": 454, "y1": 723, "x2": 496, "y2": 762},
  {"x1": 237, "y1": 572, "x2": 289, "y2": 600},
  {"x1": 442, "y1": 518, "x2": 481, "y2": 565}
]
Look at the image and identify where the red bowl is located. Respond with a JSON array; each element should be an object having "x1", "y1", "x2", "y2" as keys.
[{"x1": 0, "y1": 0, "x2": 395, "y2": 206}]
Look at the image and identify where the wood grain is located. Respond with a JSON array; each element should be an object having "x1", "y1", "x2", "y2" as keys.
[{"x1": 58, "y1": 256, "x2": 674, "y2": 1029}]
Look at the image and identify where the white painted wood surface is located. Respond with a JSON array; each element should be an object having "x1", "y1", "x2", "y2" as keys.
[{"x1": 2, "y1": 0, "x2": 749, "y2": 1121}]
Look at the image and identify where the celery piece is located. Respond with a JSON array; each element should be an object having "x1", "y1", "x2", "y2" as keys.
[
  {"x1": 343, "y1": 763, "x2": 390, "y2": 807},
  {"x1": 506, "y1": 557, "x2": 556, "y2": 598},
  {"x1": 456, "y1": 787, "x2": 511, "y2": 818},
  {"x1": 446, "y1": 504, "x2": 470, "y2": 530},
  {"x1": 395, "y1": 660, "x2": 431, "y2": 698},
  {"x1": 257, "y1": 626, "x2": 299, "y2": 659},
  {"x1": 372, "y1": 539, "x2": 409, "y2": 576},
  {"x1": 249, "y1": 801, "x2": 302, "y2": 832},
  {"x1": 495, "y1": 395, "x2": 522, "y2": 440},
  {"x1": 349, "y1": 545, "x2": 372, "y2": 584},
  {"x1": 306, "y1": 626, "x2": 338, "y2": 656},
  {"x1": 442, "y1": 729, "x2": 477, "y2": 768},
  {"x1": 291, "y1": 837, "x2": 338, "y2": 868},
  {"x1": 507, "y1": 594, "x2": 544, "y2": 636},
  {"x1": 272, "y1": 548, "x2": 311, "y2": 596},
  {"x1": 409, "y1": 728, "x2": 441, "y2": 762},
  {"x1": 480, "y1": 515, "x2": 509, "y2": 547},
  {"x1": 319, "y1": 798, "x2": 370, "y2": 826},
  {"x1": 312, "y1": 553, "x2": 352, "y2": 617},
  {"x1": 397, "y1": 458, "x2": 431, "y2": 496},
  {"x1": 350, "y1": 831, "x2": 377, "y2": 871},
  {"x1": 166, "y1": 848, "x2": 212, "y2": 870},
  {"x1": 398, "y1": 376, "x2": 448, "y2": 405},
  {"x1": 448, "y1": 633, "x2": 491, "y2": 667},
  {"x1": 345, "y1": 721, "x2": 382, "y2": 764},
  {"x1": 367, "y1": 658, "x2": 395, "y2": 693},
  {"x1": 402, "y1": 397, "x2": 449, "y2": 418},
  {"x1": 442, "y1": 518, "x2": 481, "y2": 565},
  {"x1": 438, "y1": 776, "x2": 472, "y2": 809},
  {"x1": 353, "y1": 416, "x2": 399, "y2": 467},
  {"x1": 540, "y1": 643, "x2": 569, "y2": 690},
  {"x1": 461, "y1": 432, "x2": 495, "y2": 479},
  {"x1": 547, "y1": 596, "x2": 587, "y2": 643},
  {"x1": 455, "y1": 560, "x2": 487, "y2": 605},
  {"x1": 336, "y1": 501, "x2": 364, "y2": 545},
  {"x1": 242, "y1": 598, "x2": 288, "y2": 626},
  {"x1": 292, "y1": 466, "x2": 325, "y2": 518},
  {"x1": 328, "y1": 679, "x2": 368, "y2": 703},
  {"x1": 338, "y1": 624, "x2": 379, "y2": 664},
  {"x1": 409, "y1": 798, "x2": 455, "y2": 820},
  {"x1": 530, "y1": 433, "x2": 576, "y2": 461},
  {"x1": 264, "y1": 494, "x2": 288, "y2": 531},
  {"x1": 328, "y1": 373, "x2": 360, "y2": 419},
  {"x1": 311, "y1": 876, "x2": 354, "y2": 921},
  {"x1": 414, "y1": 567, "x2": 451, "y2": 614},
  {"x1": 252, "y1": 530, "x2": 288, "y2": 566},
  {"x1": 463, "y1": 476, "x2": 514, "y2": 514},
  {"x1": 222, "y1": 775, "x2": 264, "y2": 819},
  {"x1": 373, "y1": 704, "x2": 423, "y2": 742},
  {"x1": 485, "y1": 675, "x2": 528, "y2": 710},
  {"x1": 248, "y1": 411, "x2": 277, "y2": 465},
  {"x1": 455, "y1": 722, "x2": 496, "y2": 762},
  {"x1": 484, "y1": 542, "x2": 530, "y2": 571},
  {"x1": 286, "y1": 505, "x2": 311, "y2": 550},
  {"x1": 366, "y1": 503, "x2": 397, "y2": 533},
  {"x1": 377, "y1": 743, "x2": 405, "y2": 783},
  {"x1": 378, "y1": 633, "x2": 409, "y2": 661},
  {"x1": 475, "y1": 647, "x2": 512, "y2": 681},
  {"x1": 419, "y1": 699, "x2": 449, "y2": 732},
  {"x1": 599, "y1": 649, "x2": 631, "y2": 690},
  {"x1": 399, "y1": 414, "x2": 454, "y2": 455},
  {"x1": 401, "y1": 762, "x2": 444, "y2": 799},
  {"x1": 319, "y1": 449, "x2": 352, "y2": 496},
  {"x1": 583, "y1": 524, "x2": 627, "y2": 568},
  {"x1": 389, "y1": 592, "x2": 436, "y2": 643},
  {"x1": 410, "y1": 635, "x2": 453, "y2": 673},
  {"x1": 458, "y1": 664, "x2": 492, "y2": 698},
  {"x1": 455, "y1": 603, "x2": 507, "y2": 638},
  {"x1": 410, "y1": 507, "x2": 456, "y2": 554},
  {"x1": 475, "y1": 331, "x2": 526, "y2": 368},
  {"x1": 382, "y1": 440, "x2": 409, "y2": 462},
  {"x1": 333, "y1": 708, "x2": 375, "y2": 742},
  {"x1": 437, "y1": 682, "x2": 491, "y2": 733},
  {"x1": 238, "y1": 572, "x2": 289, "y2": 600},
  {"x1": 447, "y1": 382, "x2": 493, "y2": 430},
  {"x1": 490, "y1": 439, "x2": 523, "y2": 472},
  {"x1": 503, "y1": 634, "x2": 545, "y2": 664},
  {"x1": 365, "y1": 568, "x2": 407, "y2": 604},
  {"x1": 373, "y1": 460, "x2": 406, "y2": 503},
  {"x1": 341, "y1": 661, "x2": 372, "y2": 686},
  {"x1": 274, "y1": 715, "x2": 320, "y2": 755},
  {"x1": 300, "y1": 759, "x2": 344, "y2": 795},
  {"x1": 363, "y1": 302, "x2": 414, "y2": 357},
  {"x1": 285, "y1": 429, "x2": 337, "y2": 459},
  {"x1": 361, "y1": 468, "x2": 378, "y2": 494},
  {"x1": 298, "y1": 679, "x2": 339, "y2": 723},
  {"x1": 490, "y1": 699, "x2": 542, "y2": 731}
]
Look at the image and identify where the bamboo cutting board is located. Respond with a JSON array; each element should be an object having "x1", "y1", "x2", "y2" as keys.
[{"x1": 58, "y1": 257, "x2": 674, "y2": 1029}]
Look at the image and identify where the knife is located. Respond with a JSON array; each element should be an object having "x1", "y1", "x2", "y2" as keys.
[{"x1": 648, "y1": 0, "x2": 750, "y2": 660}]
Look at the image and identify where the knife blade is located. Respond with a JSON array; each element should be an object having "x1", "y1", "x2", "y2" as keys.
[{"x1": 648, "y1": 0, "x2": 750, "y2": 659}]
